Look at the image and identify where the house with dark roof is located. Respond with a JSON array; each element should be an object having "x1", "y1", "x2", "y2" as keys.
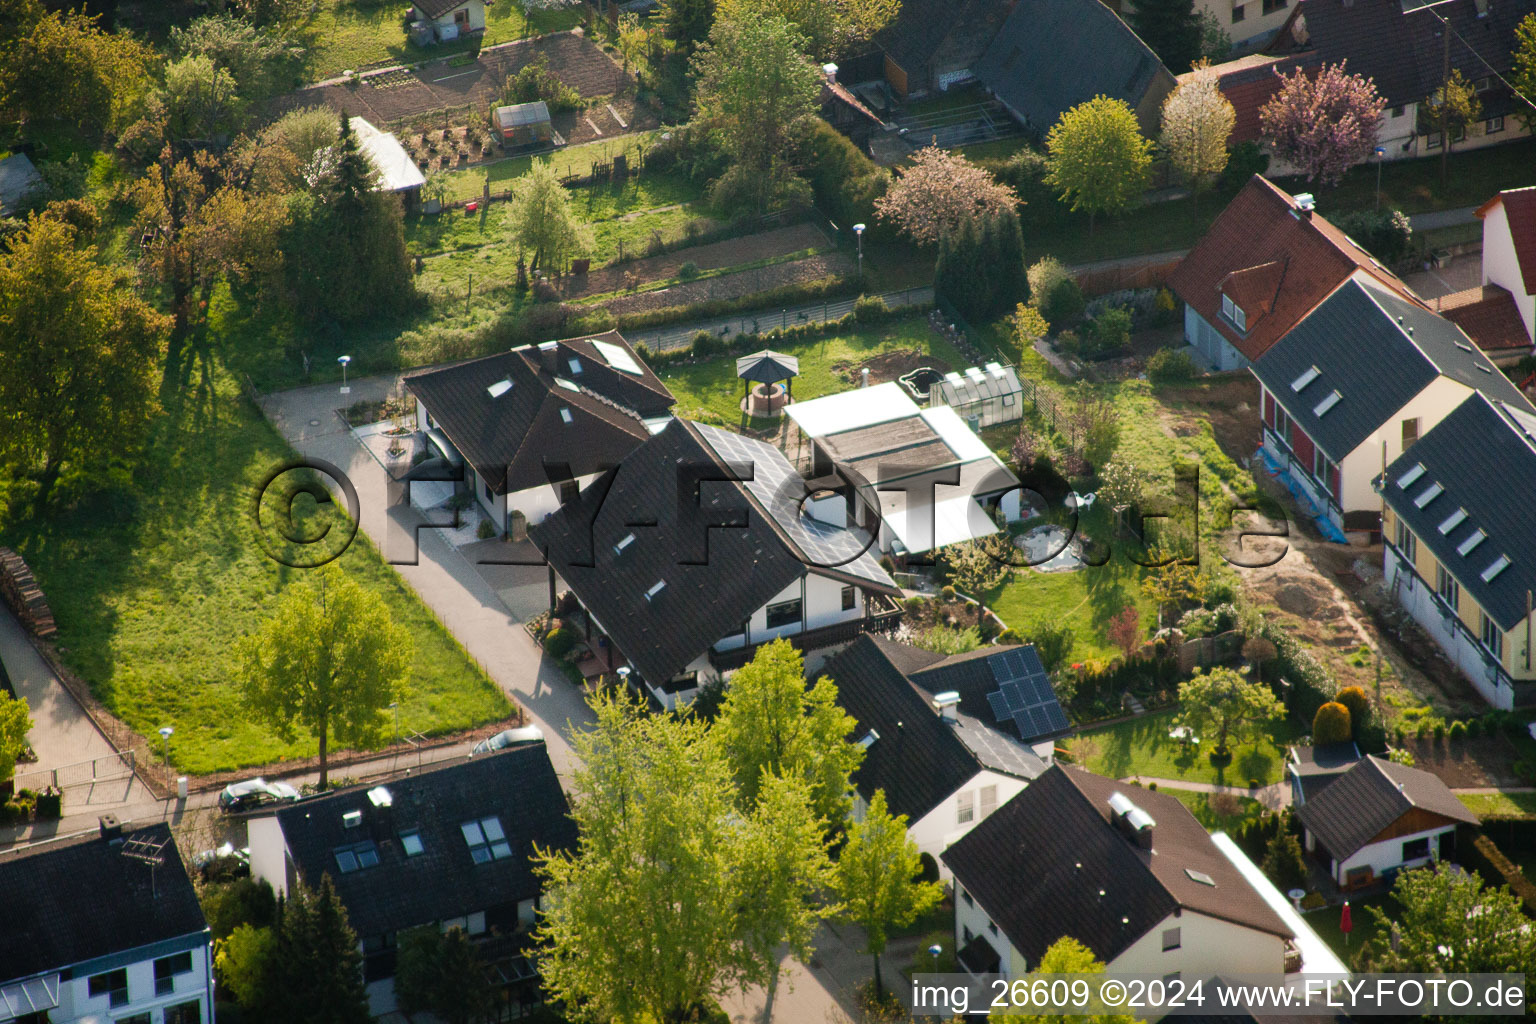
[
  {"x1": 873, "y1": 0, "x2": 1012, "y2": 97},
  {"x1": 1469, "y1": 187, "x2": 1536, "y2": 352},
  {"x1": 410, "y1": 0, "x2": 484, "y2": 41},
  {"x1": 246, "y1": 740, "x2": 575, "y2": 1016},
  {"x1": 403, "y1": 331, "x2": 674, "y2": 537},
  {"x1": 1168, "y1": 175, "x2": 1422, "y2": 371},
  {"x1": 1257, "y1": 0, "x2": 1535, "y2": 164},
  {"x1": 0, "y1": 820, "x2": 213, "y2": 1024},
  {"x1": 529, "y1": 419, "x2": 904, "y2": 709},
  {"x1": 825, "y1": 635, "x2": 1062, "y2": 869},
  {"x1": 940, "y1": 766, "x2": 1346, "y2": 983},
  {"x1": 1296, "y1": 754, "x2": 1478, "y2": 888},
  {"x1": 1253, "y1": 275, "x2": 1532, "y2": 539},
  {"x1": 1285, "y1": 741, "x2": 1362, "y2": 804},
  {"x1": 973, "y1": 0, "x2": 1177, "y2": 138},
  {"x1": 1379, "y1": 392, "x2": 1536, "y2": 708}
]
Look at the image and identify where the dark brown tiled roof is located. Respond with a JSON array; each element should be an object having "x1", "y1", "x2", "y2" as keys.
[
  {"x1": 273, "y1": 743, "x2": 575, "y2": 941},
  {"x1": 0, "y1": 823, "x2": 207, "y2": 982},
  {"x1": 1168, "y1": 175, "x2": 1423, "y2": 361},
  {"x1": 402, "y1": 331, "x2": 674, "y2": 496},
  {"x1": 1478, "y1": 187, "x2": 1536, "y2": 298},
  {"x1": 1296, "y1": 755, "x2": 1478, "y2": 861},
  {"x1": 942, "y1": 766, "x2": 1292, "y2": 966},
  {"x1": 875, "y1": 0, "x2": 1005, "y2": 77},
  {"x1": 414, "y1": 0, "x2": 474, "y2": 19},
  {"x1": 1437, "y1": 285, "x2": 1533, "y2": 355}
]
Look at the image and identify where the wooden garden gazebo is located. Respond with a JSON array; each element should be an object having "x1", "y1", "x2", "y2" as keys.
[{"x1": 735, "y1": 349, "x2": 800, "y2": 402}]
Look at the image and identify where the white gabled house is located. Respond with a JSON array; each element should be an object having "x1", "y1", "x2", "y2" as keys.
[{"x1": 1475, "y1": 187, "x2": 1536, "y2": 350}]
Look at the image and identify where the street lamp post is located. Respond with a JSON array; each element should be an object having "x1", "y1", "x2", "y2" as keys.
[
  {"x1": 158, "y1": 725, "x2": 174, "y2": 766},
  {"x1": 1374, "y1": 147, "x2": 1386, "y2": 210},
  {"x1": 338, "y1": 354, "x2": 352, "y2": 395},
  {"x1": 852, "y1": 223, "x2": 866, "y2": 281}
]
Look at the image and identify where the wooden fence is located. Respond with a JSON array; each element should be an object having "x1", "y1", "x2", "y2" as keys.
[{"x1": 1072, "y1": 251, "x2": 1185, "y2": 297}]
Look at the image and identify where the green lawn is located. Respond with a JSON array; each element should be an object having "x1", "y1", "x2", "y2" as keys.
[
  {"x1": 300, "y1": 0, "x2": 585, "y2": 79},
  {"x1": 1303, "y1": 893, "x2": 1394, "y2": 965},
  {"x1": 657, "y1": 316, "x2": 973, "y2": 428},
  {"x1": 1074, "y1": 709, "x2": 1304, "y2": 787},
  {"x1": 1459, "y1": 791, "x2": 1536, "y2": 818},
  {"x1": 438, "y1": 133, "x2": 666, "y2": 203},
  {"x1": 0, "y1": 366, "x2": 512, "y2": 775},
  {"x1": 1163, "y1": 787, "x2": 1268, "y2": 832}
]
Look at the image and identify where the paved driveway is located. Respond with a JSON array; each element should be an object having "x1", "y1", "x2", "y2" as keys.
[{"x1": 256, "y1": 376, "x2": 594, "y2": 784}]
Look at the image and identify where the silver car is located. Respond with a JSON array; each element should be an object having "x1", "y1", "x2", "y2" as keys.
[{"x1": 219, "y1": 777, "x2": 301, "y2": 813}]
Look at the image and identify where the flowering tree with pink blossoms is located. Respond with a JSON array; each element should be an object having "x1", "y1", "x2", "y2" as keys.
[{"x1": 1258, "y1": 61, "x2": 1385, "y2": 187}]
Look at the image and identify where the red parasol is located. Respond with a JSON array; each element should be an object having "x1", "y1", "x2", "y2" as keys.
[{"x1": 1340, "y1": 901, "x2": 1353, "y2": 947}]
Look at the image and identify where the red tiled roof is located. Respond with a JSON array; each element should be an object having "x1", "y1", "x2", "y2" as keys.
[
  {"x1": 820, "y1": 79, "x2": 884, "y2": 128},
  {"x1": 1437, "y1": 285, "x2": 1533, "y2": 356},
  {"x1": 1167, "y1": 174, "x2": 1424, "y2": 362},
  {"x1": 1477, "y1": 187, "x2": 1536, "y2": 297}
]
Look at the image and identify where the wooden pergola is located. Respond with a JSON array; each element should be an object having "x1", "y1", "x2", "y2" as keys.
[{"x1": 735, "y1": 349, "x2": 800, "y2": 401}]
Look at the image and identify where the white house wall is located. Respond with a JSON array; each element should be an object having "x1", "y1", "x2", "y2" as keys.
[
  {"x1": 1186, "y1": 307, "x2": 1249, "y2": 372},
  {"x1": 1110, "y1": 908, "x2": 1286, "y2": 980},
  {"x1": 955, "y1": 878, "x2": 1029, "y2": 978},
  {"x1": 1328, "y1": 824, "x2": 1458, "y2": 886},
  {"x1": 53, "y1": 943, "x2": 214, "y2": 1024},
  {"x1": 248, "y1": 814, "x2": 291, "y2": 898},
  {"x1": 1483, "y1": 201, "x2": 1536, "y2": 342},
  {"x1": 1335, "y1": 375, "x2": 1475, "y2": 513},
  {"x1": 907, "y1": 769, "x2": 1030, "y2": 877}
]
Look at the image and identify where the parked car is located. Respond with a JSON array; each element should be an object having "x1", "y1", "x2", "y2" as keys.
[
  {"x1": 191, "y1": 842, "x2": 251, "y2": 880},
  {"x1": 218, "y1": 777, "x2": 301, "y2": 813},
  {"x1": 471, "y1": 725, "x2": 544, "y2": 755}
]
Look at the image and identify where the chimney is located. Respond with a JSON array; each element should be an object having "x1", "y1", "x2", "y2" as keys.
[
  {"x1": 1293, "y1": 193, "x2": 1316, "y2": 216},
  {"x1": 1108, "y1": 792, "x2": 1156, "y2": 850},
  {"x1": 861, "y1": 367, "x2": 870, "y2": 388},
  {"x1": 932, "y1": 691, "x2": 961, "y2": 723},
  {"x1": 99, "y1": 814, "x2": 123, "y2": 843},
  {"x1": 539, "y1": 341, "x2": 558, "y2": 374},
  {"x1": 822, "y1": 62, "x2": 839, "y2": 82}
]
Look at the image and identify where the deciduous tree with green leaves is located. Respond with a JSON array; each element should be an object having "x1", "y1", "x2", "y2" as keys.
[
  {"x1": 1514, "y1": 14, "x2": 1536, "y2": 135},
  {"x1": 876, "y1": 146, "x2": 1018, "y2": 246},
  {"x1": 1418, "y1": 68, "x2": 1482, "y2": 183},
  {"x1": 991, "y1": 937, "x2": 1139, "y2": 1024},
  {"x1": 1045, "y1": 96, "x2": 1154, "y2": 236},
  {"x1": 716, "y1": 0, "x2": 900, "y2": 58},
  {"x1": 1174, "y1": 666, "x2": 1283, "y2": 758},
  {"x1": 0, "y1": 0, "x2": 156, "y2": 133},
  {"x1": 691, "y1": 12, "x2": 822, "y2": 211},
  {"x1": 234, "y1": 565, "x2": 413, "y2": 788},
  {"x1": 712, "y1": 638, "x2": 864, "y2": 825},
  {"x1": 1367, "y1": 862, "x2": 1536, "y2": 978},
  {"x1": 505, "y1": 159, "x2": 591, "y2": 272},
  {"x1": 214, "y1": 923, "x2": 276, "y2": 1009},
  {"x1": 0, "y1": 690, "x2": 33, "y2": 786},
  {"x1": 0, "y1": 214, "x2": 170, "y2": 506},
  {"x1": 835, "y1": 789, "x2": 943, "y2": 1000}
]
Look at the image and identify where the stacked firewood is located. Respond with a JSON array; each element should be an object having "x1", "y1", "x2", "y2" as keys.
[{"x1": 0, "y1": 548, "x2": 55, "y2": 638}]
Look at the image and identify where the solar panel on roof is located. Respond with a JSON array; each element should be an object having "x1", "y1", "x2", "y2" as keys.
[{"x1": 983, "y1": 647, "x2": 1063, "y2": 742}]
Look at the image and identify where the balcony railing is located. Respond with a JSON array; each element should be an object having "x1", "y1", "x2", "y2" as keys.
[{"x1": 708, "y1": 595, "x2": 904, "y2": 672}]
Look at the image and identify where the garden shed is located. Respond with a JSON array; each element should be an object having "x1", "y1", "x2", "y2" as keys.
[
  {"x1": 930, "y1": 362, "x2": 1023, "y2": 428},
  {"x1": 494, "y1": 101, "x2": 555, "y2": 148}
]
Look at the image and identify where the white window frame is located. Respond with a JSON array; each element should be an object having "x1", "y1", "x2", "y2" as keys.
[
  {"x1": 1482, "y1": 612, "x2": 1504, "y2": 661},
  {"x1": 956, "y1": 789, "x2": 975, "y2": 824},
  {"x1": 979, "y1": 784, "x2": 998, "y2": 818},
  {"x1": 1436, "y1": 563, "x2": 1460, "y2": 611}
]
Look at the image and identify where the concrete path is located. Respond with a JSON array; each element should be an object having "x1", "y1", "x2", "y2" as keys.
[
  {"x1": 1123, "y1": 774, "x2": 1292, "y2": 812},
  {"x1": 0, "y1": 606, "x2": 157, "y2": 815},
  {"x1": 256, "y1": 375, "x2": 595, "y2": 785}
]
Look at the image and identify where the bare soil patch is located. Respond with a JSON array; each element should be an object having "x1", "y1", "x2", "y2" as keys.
[
  {"x1": 567, "y1": 223, "x2": 828, "y2": 298},
  {"x1": 598, "y1": 252, "x2": 856, "y2": 316},
  {"x1": 1159, "y1": 374, "x2": 1260, "y2": 463},
  {"x1": 830, "y1": 349, "x2": 953, "y2": 387},
  {"x1": 1402, "y1": 734, "x2": 1530, "y2": 788}
]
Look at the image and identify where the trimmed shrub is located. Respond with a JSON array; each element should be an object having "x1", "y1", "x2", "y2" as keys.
[
  {"x1": 1040, "y1": 275, "x2": 1086, "y2": 327},
  {"x1": 1333, "y1": 208, "x2": 1414, "y2": 268},
  {"x1": 34, "y1": 789, "x2": 61, "y2": 820},
  {"x1": 1082, "y1": 306, "x2": 1132, "y2": 359},
  {"x1": 1448, "y1": 719, "x2": 1467, "y2": 741},
  {"x1": 1334, "y1": 686, "x2": 1369, "y2": 736},
  {"x1": 1467, "y1": 717, "x2": 1483, "y2": 739},
  {"x1": 1262, "y1": 829, "x2": 1308, "y2": 890},
  {"x1": 1147, "y1": 347, "x2": 1198, "y2": 385},
  {"x1": 677, "y1": 260, "x2": 700, "y2": 280},
  {"x1": 476, "y1": 518, "x2": 496, "y2": 540},
  {"x1": 1313, "y1": 701, "x2": 1352, "y2": 744},
  {"x1": 544, "y1": 626, "x2": 579, "y2": 659},
  {"x1": 691, "y1": 331, "x2": 723, "y2": 358},
  {"x1": 853, "y1": 293, "x2": 889, "y2": 323}
]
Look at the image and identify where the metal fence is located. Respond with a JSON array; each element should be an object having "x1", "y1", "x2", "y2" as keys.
[
  {"x1": 13, "y1": 748, "x2": 137, "y2": 793},
  {"x1": 627, "y1": 286, "x2": 936, "y2": 353}
]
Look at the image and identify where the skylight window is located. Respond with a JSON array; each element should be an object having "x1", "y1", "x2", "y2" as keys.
[
  {"x1": 555, "y1": 377, "x2": 581, "y2": 392},
  {"x1": 1291, "y1": 366, "x2": 1321, "y2": 392},
  {"x1": 1413, "y1": 481, "x2": 1444, "y2": 508},
  {"x1": 1184, "y1": 868, "x2": 1216, "y2": 887},
  {"x1": 614, "y1": 533, "x2": 636, "y2": 555},
  {"x1": 487, "y1": 378, "x2": 513, "y2": 399},
  {"x1": 1438, "y1": 508, "x2": 1468, "y2": 534},
  {"x1": 461, "y1": 816, "x2": 512, "y2": 863},
  {"x1": 334, "y1": 841, "x2": 380, "y2": 873},
  {"x1": 399, "y1": 830, "x2": 424, "y2": 857},
  {"x1": 644, "y1": 580, "x2": 666, "y2": 602},
  {"x1": 560, "y1": 407, "x2": 573, "y2": 424},
  {"x1": 1457, "y1": 529, "x2": 1487, "y2": 557},
  {"x1": 858, "y1": 729, "x2": 880, "y2": 749},
  {"x1": 1313, "y1": 390, "x2": 1342, "y2": 417},
  {"x1": 1482, "y1": 555, "x2": 1511, "y2": 583},
  {"x1": 568, "y1": 357, "x2": 583, "y2": 375},
  {"x1": 1397, "y1": 463, "x2": 1426, "y2": 488},
  {"x1": 593, "y1": 339, "x2": 644, "y2": 375}
]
